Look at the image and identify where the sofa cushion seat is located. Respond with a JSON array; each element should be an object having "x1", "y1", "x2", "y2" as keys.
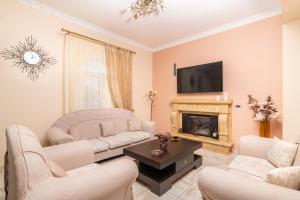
[
  {"x1": 87, "y1": 139, "x2": 109, "y2": 153},
  {"x1": 229, "y1": 155, "x2": 276, "y2": 180},
  {"x1": 99, "y1": 135, "x2": 132, "y2": 149},
  {"x1": 118, "y1": 131, "x2": 152, "y2": 143}
]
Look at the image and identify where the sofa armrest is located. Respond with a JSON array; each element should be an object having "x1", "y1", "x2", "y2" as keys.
[
  {"x1": 198, "y1": 167, "x2": 300, "y2": 200},
  {"x1": 43, "y1": 140, "x2": 94, "y2": 170},
  {"x1": 46, "y1": 127, "x2": 75, "y2": 145},
  {"x1": 239, "y1": 135, "x2": 273, "y2": 159},
  {"x1": 142, "y1": 121, "x2": 156, "y2": 134},
  {"x1": 27, "y1": 159, "x2": 138, "y2": 200}
]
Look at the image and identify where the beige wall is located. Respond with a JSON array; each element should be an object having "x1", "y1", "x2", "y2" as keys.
[
  {"x1": 0, "y1": 0, "x2": 152, "y2": 166},
  {"x1": 283, "y1": 19, "x2": 300, "y2": 142}
]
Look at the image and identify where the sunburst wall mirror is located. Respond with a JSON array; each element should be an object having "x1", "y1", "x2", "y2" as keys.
[{"x1": 0, "y1": 35, "x2": 57, "y2": 81}]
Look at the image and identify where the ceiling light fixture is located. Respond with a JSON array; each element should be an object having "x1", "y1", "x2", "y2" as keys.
[{"x1": 128, "y1": 0, "x2": 166, "y2": 20}]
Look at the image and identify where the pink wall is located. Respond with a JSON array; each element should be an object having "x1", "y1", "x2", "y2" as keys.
[{"x1": 153, "y1": 16, "x2": 282, "y2": 149}]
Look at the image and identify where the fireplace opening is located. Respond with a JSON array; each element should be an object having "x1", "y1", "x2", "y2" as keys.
[{"x1": 182, "y1": 113, "x2": 218, "y2": 139}]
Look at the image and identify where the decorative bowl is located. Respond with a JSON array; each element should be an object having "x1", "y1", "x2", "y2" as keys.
[{"x1": 150, "y1": 149, "x2": 164, "y2": 156}]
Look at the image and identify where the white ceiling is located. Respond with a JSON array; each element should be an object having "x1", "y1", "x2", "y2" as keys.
[{"x1": 25, "y1": 0, "x2": 282, "y2": 51}]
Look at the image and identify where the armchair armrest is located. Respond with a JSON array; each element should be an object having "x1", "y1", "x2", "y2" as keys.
[
  {"x1": 27, "y1": 159, "x2": 138, "y2": 200},
  {"x1": 43, "y1": 140, "x2": 94, "y2": 170},
  {"x1": 46, "y1": 127, "x2": 75, "y2": 145},
  {"x1": 198, "y1": 167, "x2": 300, "y2": 200},
  {"x1": 239, "y1": 135, "x2": 273, "y2": 159},
  {"x1": 142, "y1": 121, "x2": 156, "y2": 135}
]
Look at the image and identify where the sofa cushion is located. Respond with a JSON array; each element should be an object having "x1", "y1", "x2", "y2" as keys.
[
  {"x1": 267, "y1": 137, "x2": 298, "y2": 167},
  {"x1": 47, "y1": 127, "x2": 75, "y2": 144},
  {"x1": 99, "y1": 135, "x2": 132, "y2": 149},
  {"x1": 68, "y1": 126, "x2": 81, "y2": 140},
  {"x1": 74, "y1": 120, "x2": 102, "y2": 140},
  {"x1": 100, "y1": 121, "x2": 116, "y2": 137},
  {"x1": 87, "y1": 139, "x2": 109, "y2": 153},
  {"x1": 118, "y1": 131, "x2": 151, "y2": 143},
  {"x1": 114, "y1": 119, "x2": 128, "y2": 134},
  {"x1": 128, "y1": 120, "x2": 142, "y2": 131},
  {"x1": 229, "y1": 155, "x2": 276, "y2": 180},
  {"x1": 267, "y1": 166, "x2": 300, "y2": 190}
]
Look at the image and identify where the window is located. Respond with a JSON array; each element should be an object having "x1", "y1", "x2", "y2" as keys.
[{"x1": 64, "y1": 35, "x2": 112, "y2": 113}]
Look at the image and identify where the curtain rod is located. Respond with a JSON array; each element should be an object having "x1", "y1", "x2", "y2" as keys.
[{"x1": 61, "y1": 28, "x2": 136, "y2": 54}]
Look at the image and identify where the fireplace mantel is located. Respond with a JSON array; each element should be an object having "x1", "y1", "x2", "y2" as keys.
[{"x1": 170, "y1": 99, "x2": 233, "y2": 154}]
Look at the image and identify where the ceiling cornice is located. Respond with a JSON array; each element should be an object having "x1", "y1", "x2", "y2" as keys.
[
  {"x1": 152, "y1": 9, "x2": 282, "y2": 52},
  {"x1": 18, "y1": 0, "x2": 281, "y2": 53},
  {"x1": 17, "y1": 0, "x2": 153, "y2": 52}
]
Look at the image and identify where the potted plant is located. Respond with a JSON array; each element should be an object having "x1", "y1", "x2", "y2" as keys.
[{"x1": 247, "y1": 95, "x2": 279, "y2": 138}]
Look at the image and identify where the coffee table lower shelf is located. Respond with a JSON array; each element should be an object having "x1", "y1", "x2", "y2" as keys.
[{"x1": 135, "y1": 154, "x2": 202, "y2": 196}]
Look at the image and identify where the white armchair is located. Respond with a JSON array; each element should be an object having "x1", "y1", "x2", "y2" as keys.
[
  {"x1": 198, "y1": 135, "x2": 300, "y2": 200},
  {"x1": 5, "y1": 125, "x2": 138, "y2": 200}
]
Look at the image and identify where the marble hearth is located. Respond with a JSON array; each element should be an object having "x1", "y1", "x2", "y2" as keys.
[{"x1": 170, "y1": 99, "x2": 233, "y2": 154}]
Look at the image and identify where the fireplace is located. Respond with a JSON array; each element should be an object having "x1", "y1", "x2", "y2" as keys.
[
  {"x1": 182, "y1": 113, "x2": 218, "y2": 139},
  {"x1": 171, "y1": 99, "x2": 233, "y2": 154}
]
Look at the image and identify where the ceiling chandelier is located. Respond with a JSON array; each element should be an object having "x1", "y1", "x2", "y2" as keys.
[{"x1": 128, "y1": 0, "x2": 166, "y2": 20}]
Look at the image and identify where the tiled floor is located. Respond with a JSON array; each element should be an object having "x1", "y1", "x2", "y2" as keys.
[
  {"x1": 0, "y1": 148, "x2": 235, "y2": 200},
  {"x1": 132, "y1": 148, "x2": 235, "y2": 200}
]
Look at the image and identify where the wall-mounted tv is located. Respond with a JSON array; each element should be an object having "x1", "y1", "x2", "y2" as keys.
[{"x1": 177, "y1": 61, "x2": 223, "y2": 93}]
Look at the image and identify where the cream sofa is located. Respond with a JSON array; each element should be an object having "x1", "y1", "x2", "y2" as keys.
[
  {"x1": 46, "y1": 108, "x2": 155, "y2": 162},
  {"x1": 5, "y1": 125, "x2": 138, "y2": 200},
  {"x1": 198, "y1": 135, "x2": 300, "y2": 200}
]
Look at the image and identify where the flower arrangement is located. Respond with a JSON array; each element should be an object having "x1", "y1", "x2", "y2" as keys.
[
  {"x1": 145, "y1": 89, "x2": 157, "y2": 120},
  {"x1": 155, "y1": 132, "x2": 172, "y2": 150},
  {"x1": 247, "y1": 95, "x2": 279, "y2": 121}
]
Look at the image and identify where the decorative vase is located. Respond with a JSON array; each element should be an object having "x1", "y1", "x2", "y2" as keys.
[
  {"x1": 160, "y1": 142, "x2": 167, "y2": 151},
  {"x1": 259, "y1": 120, "x2": 270, "y2": 138},
  {"x1": 155, "y1": 132, "x2": 172, "y2": 151}
]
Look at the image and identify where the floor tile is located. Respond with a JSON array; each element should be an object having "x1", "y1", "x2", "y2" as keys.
[
  {"x1": 166, "y1": 178, "x2": 191, "y2": 197},
  {"x1": 177, "y1": 183, "x2": 203, "y2": 200}
]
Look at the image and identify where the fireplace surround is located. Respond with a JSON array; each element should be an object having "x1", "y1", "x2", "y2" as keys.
[{"x1": 171, "y1": 99, "x2": 233, "y2": 154}]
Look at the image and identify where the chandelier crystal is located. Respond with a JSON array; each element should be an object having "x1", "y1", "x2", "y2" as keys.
[{"x1": 128, "y1": 0, "x2": 166, "y2": 20}]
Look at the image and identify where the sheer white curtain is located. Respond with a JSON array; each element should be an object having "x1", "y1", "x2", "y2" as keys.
[{"x1": 64, "y1": 35, "x2": 112, "y2": 113}]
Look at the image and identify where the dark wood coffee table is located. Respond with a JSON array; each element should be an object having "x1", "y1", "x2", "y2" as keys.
[{"x1": 123, "y1": 139, "x2": 202, "y2": 196}]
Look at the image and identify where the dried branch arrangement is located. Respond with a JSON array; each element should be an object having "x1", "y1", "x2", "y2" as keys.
[
  {"x1": 247, "y1": 95, "x2": 279, "y2": 121},
  {"x1": 145, "y1": 89, "x2": 157, "y2": 120}
]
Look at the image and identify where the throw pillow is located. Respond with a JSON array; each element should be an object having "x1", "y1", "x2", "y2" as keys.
[
  {"x1": 47, "y1": 160, "x2": 67, "y2": 178},
  {"x1": 267, "y1": 137, "x2": 298, "y2": 167},
  {"x1": 128, "y1": 120, "x2": 142, "y2": 131},
  {"x1": 294, "y1": 137, "x2": 300, "y2": 166},
  {"x1": 68, "y1": 126, "x2": 81, "y2": 140},
  {"x1": 293, "y1": 147, "x2": 300, "y2": 166},
  {"x1": 267, "y1": 166, "x2": 300, "y2": 190},
  {"x1": 100, "y1": 121, "x2": 116, "y2": 137},
  {"x1": 47, "y1": 127, "x2": 75, "y2": 145}
]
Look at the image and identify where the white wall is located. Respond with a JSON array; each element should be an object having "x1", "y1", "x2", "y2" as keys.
[
  {"x1": 0, "y1": 0, "x2": 153, "y2": 167},
  {"x1": 283, "y1": 19, "x2": 300, "y2": 142}
]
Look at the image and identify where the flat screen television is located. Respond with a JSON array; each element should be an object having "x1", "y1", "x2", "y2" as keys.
[{"x1": 177, "y1": 61, "x2": 223, "y2": 93}]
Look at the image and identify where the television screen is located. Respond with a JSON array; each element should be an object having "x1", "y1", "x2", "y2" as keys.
[{"x1": 177, "y1": 61, "x2": 223, "y2": 93}]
